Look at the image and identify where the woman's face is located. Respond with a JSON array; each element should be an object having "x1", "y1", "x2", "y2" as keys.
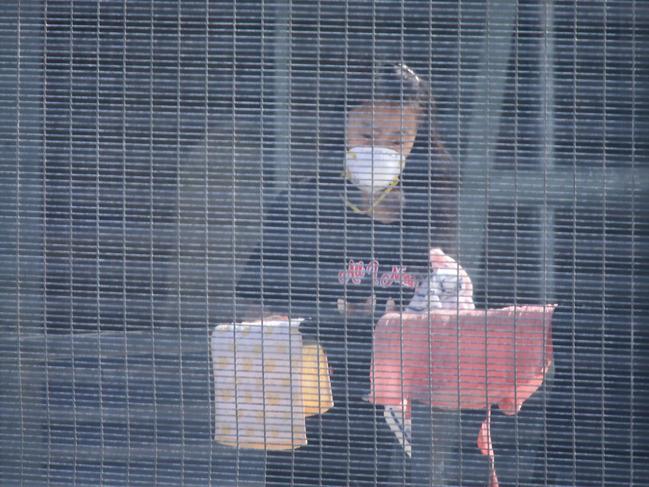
[{"x1": 346, "y1": 102, "x2": 421, "y2": 160}]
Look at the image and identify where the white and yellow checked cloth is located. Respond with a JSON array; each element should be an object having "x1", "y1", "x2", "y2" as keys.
[{"x1": 211, "y1": 319, "x2": 332, "y2": 451}]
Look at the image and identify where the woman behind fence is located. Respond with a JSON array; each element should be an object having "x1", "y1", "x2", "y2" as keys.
[{"x1": 235, "y1": 62, "x2": 492, "y2": 486}]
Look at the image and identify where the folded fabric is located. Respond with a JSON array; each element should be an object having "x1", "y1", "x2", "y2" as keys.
[
  {"x1": 384, "y1": 401, "x2": 412, "y2": 457},
  {"x1": 211, "y1": 319, "x2": 334, "y2": 451},
  {"x1": 370, "y1": 305, "x2": 556, "y2": 487},
  {"x1": 301, "y1": 340, "x2": 334, "y2": 416},
  {"x1": 211, "y1": 318, "x2": 307, "y2": 450}
]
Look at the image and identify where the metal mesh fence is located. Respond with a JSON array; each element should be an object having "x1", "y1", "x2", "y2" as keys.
[{"x1": 2, "y1": 1, "x2": 648, "y2": 485}]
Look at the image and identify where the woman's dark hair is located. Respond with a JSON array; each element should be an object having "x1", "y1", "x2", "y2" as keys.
[
  {"x1": 345, "y1": 62, "x2": 455, "y2": 174},
  {"x1": 356, "y1": 63, "x2": 429, "y2": 108},
  {"x1": 345, "y1": 62, "x2": 459, "y2": 248}
]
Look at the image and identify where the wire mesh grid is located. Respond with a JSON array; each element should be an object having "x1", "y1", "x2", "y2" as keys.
[{"x1": 1, "y1": 1, "x2": 648, "y2": 486}]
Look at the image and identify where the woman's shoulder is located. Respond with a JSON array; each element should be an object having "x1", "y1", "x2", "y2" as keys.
[
  {"x1": 290, "y1": 175, "x2": 344, "y2": 203},
  {"x1": 267, "y1": 175, "x2": 344, "y2": 225}
]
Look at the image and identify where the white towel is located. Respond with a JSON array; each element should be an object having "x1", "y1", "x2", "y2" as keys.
[{"x1": 211, "y1": 318, "x2": 306, "y2": 450}]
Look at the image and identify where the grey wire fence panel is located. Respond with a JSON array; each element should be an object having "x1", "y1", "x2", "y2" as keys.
[
  {"x1": 2, "y1": 0, "x2": 648, "y2": 486},
  {"x1": 1, "y1": 331, "x2": 257, "y2": 486}
]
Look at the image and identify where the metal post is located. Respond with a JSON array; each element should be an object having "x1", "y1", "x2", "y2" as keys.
[
  {"x1": 272, "y1": 0, "x2": 291, "y2": 192},
  {"x1": 412, "y1": 4, "x2": 517, "y2": 482},
  {"x1": 0, "y1": 0, "x2": 45, "y2": 481},
  {"x1": 458, "y1": 0, "x2": 517, "y2": 290},
  {"x1": 540, "y1": 0, "x2": 556, "y2": 302},
  {"x1": 0, "y1": 1, "x2": 44, "y2": 329}
]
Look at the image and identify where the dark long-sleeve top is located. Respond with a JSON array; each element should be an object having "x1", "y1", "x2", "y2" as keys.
[{"x1": 236, "y1": 173, "x2": 457, "y2": 402}]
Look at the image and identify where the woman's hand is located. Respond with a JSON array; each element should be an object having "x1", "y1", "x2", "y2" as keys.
[
  {"x1": 404, "y1": 248, "x2": 475, "y2": 313},
  {"x1": 429, "y1": 248, "x2": 475, "y2": 310}
]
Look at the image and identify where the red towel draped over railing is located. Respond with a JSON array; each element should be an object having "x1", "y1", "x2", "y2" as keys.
[{"x1": 370, "y1": 305, "x2": 556, "y2": 487}]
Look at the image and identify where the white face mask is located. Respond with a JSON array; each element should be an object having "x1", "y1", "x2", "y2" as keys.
[{"x1": 345, "y1": 146, "x2": 404, "y2": 193}]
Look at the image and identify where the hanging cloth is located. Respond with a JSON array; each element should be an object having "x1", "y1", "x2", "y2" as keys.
[
  {"x1": 370, "y1": 305, "x2": 556, "y2": 487},
  {"x1": 301, "y1": 340, "x2": 334, "y2": 416},
  {"x1": 211, "y1": 318, "x2": 333, "y2": 451}
]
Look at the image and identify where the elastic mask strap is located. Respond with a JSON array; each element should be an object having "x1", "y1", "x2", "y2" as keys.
[
  {"x1": 341, "y1": 152, "x2": 405, "y2": 216},
  {"x1": 341, "y1": 176, "x2": 400, "y2": 216}
]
